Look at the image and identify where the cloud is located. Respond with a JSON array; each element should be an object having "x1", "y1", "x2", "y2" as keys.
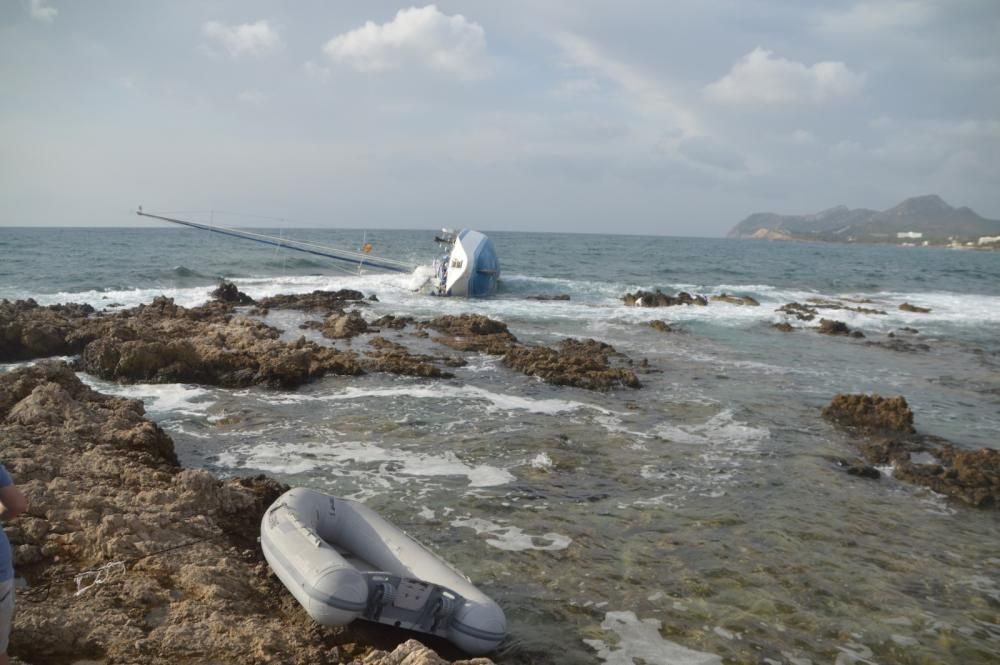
[
  {"x1": 28, "y1": 0, "x2": 57, "y2": 22},
  {"x1": 202, "y1": 20, "x2": 282, "y2": 58},
  {"x1": 553, "y1": 32, "x2": 703, "y2": 139},
  {"x1": 705, "y1": 47, "x2": 865, "y2": 104},
  {"x1": 818, "y1": 1, "x2": 935, "y2": 34},
  {"x1": 303, "y1": 60, "x2": 332, "y2": 81},
  {"x1": 237, "y1": 90, "x2": 265, "y2": 105},
  {"x1": 322, "y1": 5, "x2": 489, "y2": 79}
]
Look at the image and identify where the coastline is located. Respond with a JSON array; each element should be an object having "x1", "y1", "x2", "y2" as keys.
[{"x1": 0, "y1": 360, "x2": 492, "y2": 664}]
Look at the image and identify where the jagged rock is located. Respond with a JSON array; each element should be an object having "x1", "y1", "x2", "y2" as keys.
[
  {"x1": 525, "y1": 294, "x2": 570, "y2": 301},
  {"x1": 817, "y1": 319, "x2": 864, "y2": 338},
  {"x1": 322, "y1": 311, "x2": 369, "y2": 339},
  {"x1": 899, "y1": 302, "x2": 931, "y2": 313},
  {"x1": 503, "y1": 339, "x2": 640, "y2": 390},
  {"x1": 823, "y1": 394, "x2": 915, "y2": 433},
  {"x1": 866, "y1": 338, "x2": 931, "y2": 353},
  {"x1": 649, "y1": 320, "x2": 673, "y2": 333},
  {"x1": 836, "y1": 459, "x2": 881, "y2": 479},
  {"x1": 710, "y1": 293, "x2": 760, "y2": 306},
  {"x1": 253, "y1": 290, "x2": 367, "y2": 314},
  {"x1": 776, "y1": 302, "x2": 817, "y2": 321},
  {"x1": 894, "y1": 446, "x2": 1000, "y2": 508},
  {"x1": 371, "y1": 315, "x2": 415, "y2": 330},
  {"x1": 363, "y1": 337, "x2": 454, "y2": 378},
  {"x1": 623, "y1": 290, "x2": 707, "y2": 307},
  {"x1": 0, "y1": 363, "x2": 491, "y2": 664},
  {"x1": 772, "y1": 322, "x2": 794, "y2": 333},
  {"x1": 211, "y1": 281, "x2": 255, "y2": 305},
  {"x1": 817, "y1": 318, "x2": 849, "y2": 335},
  {"x1": 78, "y1": 297, "x2": 363, "y2": 388},
  {"x1": 421, "y1": 315, "x2": 518, "y2": 355},
  {"x1": 805, "y1": 298, "x2": 886, "y2": 315},
  {"x1": 0, "y1": 299, "x2": 97, "y2": 362}
]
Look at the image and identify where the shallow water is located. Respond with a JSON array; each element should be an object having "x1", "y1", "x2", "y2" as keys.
[{"x1": 2, "y1": 226, "x2": 999, "y2": 663}]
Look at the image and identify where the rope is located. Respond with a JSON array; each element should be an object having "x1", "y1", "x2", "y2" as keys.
[{"x1": 18, "y1": 526, "x2": 226, "y2": 603}]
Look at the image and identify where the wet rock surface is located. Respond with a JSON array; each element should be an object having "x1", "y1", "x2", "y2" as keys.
[
  {"x1": 710, "y1": 293, "x2": 760, "y2": 306},
  {"x1": 0, "y1": 299, "x2": 97, "y2": 362},
  {"x1": 253, "y1": 290, "x2": 367, "y2": 315},
  {"x1": 823, "y1": 393, "x2": 999, "y2": 507},
  {"x1": 211, "y1": 281, "x2": 255, "y2": 305},
  {"x1": 423, "y1": 316, "x2": 640, "y2": 390},
  {"x1": 363, "y1": 337, "x2": 457, "y2": 378},
  {"x1": 0, "y1": 363, "x2": 492, "y2": 665},
  {"x1": 421, "y1": 315, "x2": 519, "y2": 355},
  {"x1": 78, "y1": 297, "x2": 364, "y2": 388},
  {"x1": 823, "y1": 393, "x2": 916, "y2": 433},
  {"x1": 899, "y1": 302, "x2": 932, "y2": 313},
  {"x1": 777, "y1": 302, "x2": 817, "y2": 321},
  {"x1": 504, "y1": 339, "x2": 640, "y2": 391},
  {"x1": 622, "y1": 290, "x2": 708, "y2": 307},
  {"x1": 321, "y1": 311, "x2": 370, "y2": 339},
  {"x1": 817, "y1": 318, "x2": 864, "y2": 338},
  {"x1": 649, "y1": 320, "x2": 673, "y2": 333}
]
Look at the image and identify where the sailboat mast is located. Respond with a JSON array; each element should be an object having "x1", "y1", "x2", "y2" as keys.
[{"x1": 136, "y1": 209, "x2": 416, "y2": 274}]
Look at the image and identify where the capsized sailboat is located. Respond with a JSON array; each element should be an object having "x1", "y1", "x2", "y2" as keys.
[{"x1": 136, "y1": 208, "x2": 499, "y2": 298}]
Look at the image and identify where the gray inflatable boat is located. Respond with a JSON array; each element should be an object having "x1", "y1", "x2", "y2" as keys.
[{"x1": 260, "y1": 487, "x2": 507, "y2": 654}]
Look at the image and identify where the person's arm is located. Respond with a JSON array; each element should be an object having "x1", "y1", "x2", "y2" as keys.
[{"x1": 0, "y1": 483, "x2": 27, "y2": 520}]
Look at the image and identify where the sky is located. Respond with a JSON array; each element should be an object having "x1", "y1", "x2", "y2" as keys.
[{"x1": 1, "y1": 0, "x2": 998, "y2": 236}]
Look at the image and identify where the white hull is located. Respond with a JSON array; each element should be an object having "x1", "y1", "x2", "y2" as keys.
[{"x1": 260, "y1": 488, "x2": 506, "y2": 654}]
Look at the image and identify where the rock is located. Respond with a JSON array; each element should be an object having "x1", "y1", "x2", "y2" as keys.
[
  {"x1": 503, "y1": 338, "x2": 640, "y2": 390},
  {"x1": 371, "y1": 315, "x2": 415, "y2": 330},
  {"x1": 322, "y1": 311, "x2": 369, "y2": 339},
  {"x1": 649, "y1": 320, "x2": 673, "y2": 333},
  {"x1": 210, "y1": 281, "x2": 254, "y2": 305},
  {"x1": 421, "y1": 315, "x2": 518, "y2": 355},
  {"x1": 776, "y1": 302, "x2": 817, "y2": 321},
  {"x1": 804, "y1": 298, "x2": 886, "y2": 315},
  {"x1": 710, "y1": 293, "x2": 760, "y2": 306},
  {"x1": 817, "y1": 319, "x2": 854, "y2": 336},
  {"x1": 363, "y1": 337, "x2": 454, "y2": 378},
  {"x1": 866, "y1": 338, "x2": 931, "y2": 353},
  {"x1": 822, "y1": 393, "x2": 915, "y2": 433},
  {"x1": 623, "y1": 290, "x2": 708, "y2": 307},
  {"x1": 894, "y1": 446, "x2": 1000, "y2": 508},
  {"x1": 525, "y1": 294, "x2": 570, "y2": 301},
  {"x1": 899, "y1": 302, "x2": 931, "y2": 313},
  {"x1": 772, "y1": 322, "x2": 794, "y2": 333},
  {"x1": 0, "y1": 299, "x2": 97, "y2": 362},
  {"x1": 368, "y1": 294, "x2": 379, "y2": 302},
  {"x1": 78, "y1": 298, "x2": 363, "y2": 388},
  {"x1": 254, "y1": 290, "x2": 367, "y2": 314},
  {"x1": 0, "y1": 362, "x2": 490, "y2": 664},
  {"x1": 837, "y1": 459, "x2": 881, "y2": 479}
]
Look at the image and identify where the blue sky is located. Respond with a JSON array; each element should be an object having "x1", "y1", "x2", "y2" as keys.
[{"x1": 2, "y1": 0, "x2": 998, "y2": 235}]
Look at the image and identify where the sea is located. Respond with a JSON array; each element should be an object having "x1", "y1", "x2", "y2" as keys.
[{"x1": 2, "y1": 225, "x2": 999, "y2": 665}]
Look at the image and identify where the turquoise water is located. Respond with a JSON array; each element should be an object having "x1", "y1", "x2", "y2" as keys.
[{"x1": 2, "y1": 225, "x2": 999, "y2": 664}]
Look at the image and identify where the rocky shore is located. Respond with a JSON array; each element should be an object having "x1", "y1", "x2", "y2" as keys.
[
  {"x1": 823, "y1": 393, "x2": 999, "y2": 507},
  {"x1": 0, "y1": 362, "x2": 494, "y2": 664}
]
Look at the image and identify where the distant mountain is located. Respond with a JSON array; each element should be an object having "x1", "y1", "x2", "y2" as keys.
[{"x1": 728, "y1": 195, "x2": 1000, "y2": 243}]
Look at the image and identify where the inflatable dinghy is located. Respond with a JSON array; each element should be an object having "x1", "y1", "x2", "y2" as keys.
[{"x1": 260, "y1": 488, "x2": 507, "y2": 654}]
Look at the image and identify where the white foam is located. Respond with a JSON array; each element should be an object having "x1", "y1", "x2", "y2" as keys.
[
  {"x1": 652, "y1": 410, "x2": 769, "y2": 452},
  {"x1": 584, "y1": 611, "x2": 723, "y2": 665},
  {"x1": 530, "y1": 452, "x2": 553, "y2": 471},
  {"x1": 216, "y1": 440, "x2": 514, "y2": 488},
  {"x1": 319, "y1": 384, "x2": 612, "y2": 416},
  {"x1": 78, "y1": 376, "x2": 216, "y2": 416},
  {"x1": 451, "y1": 517, "x2": 571, "y2": 551}
]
